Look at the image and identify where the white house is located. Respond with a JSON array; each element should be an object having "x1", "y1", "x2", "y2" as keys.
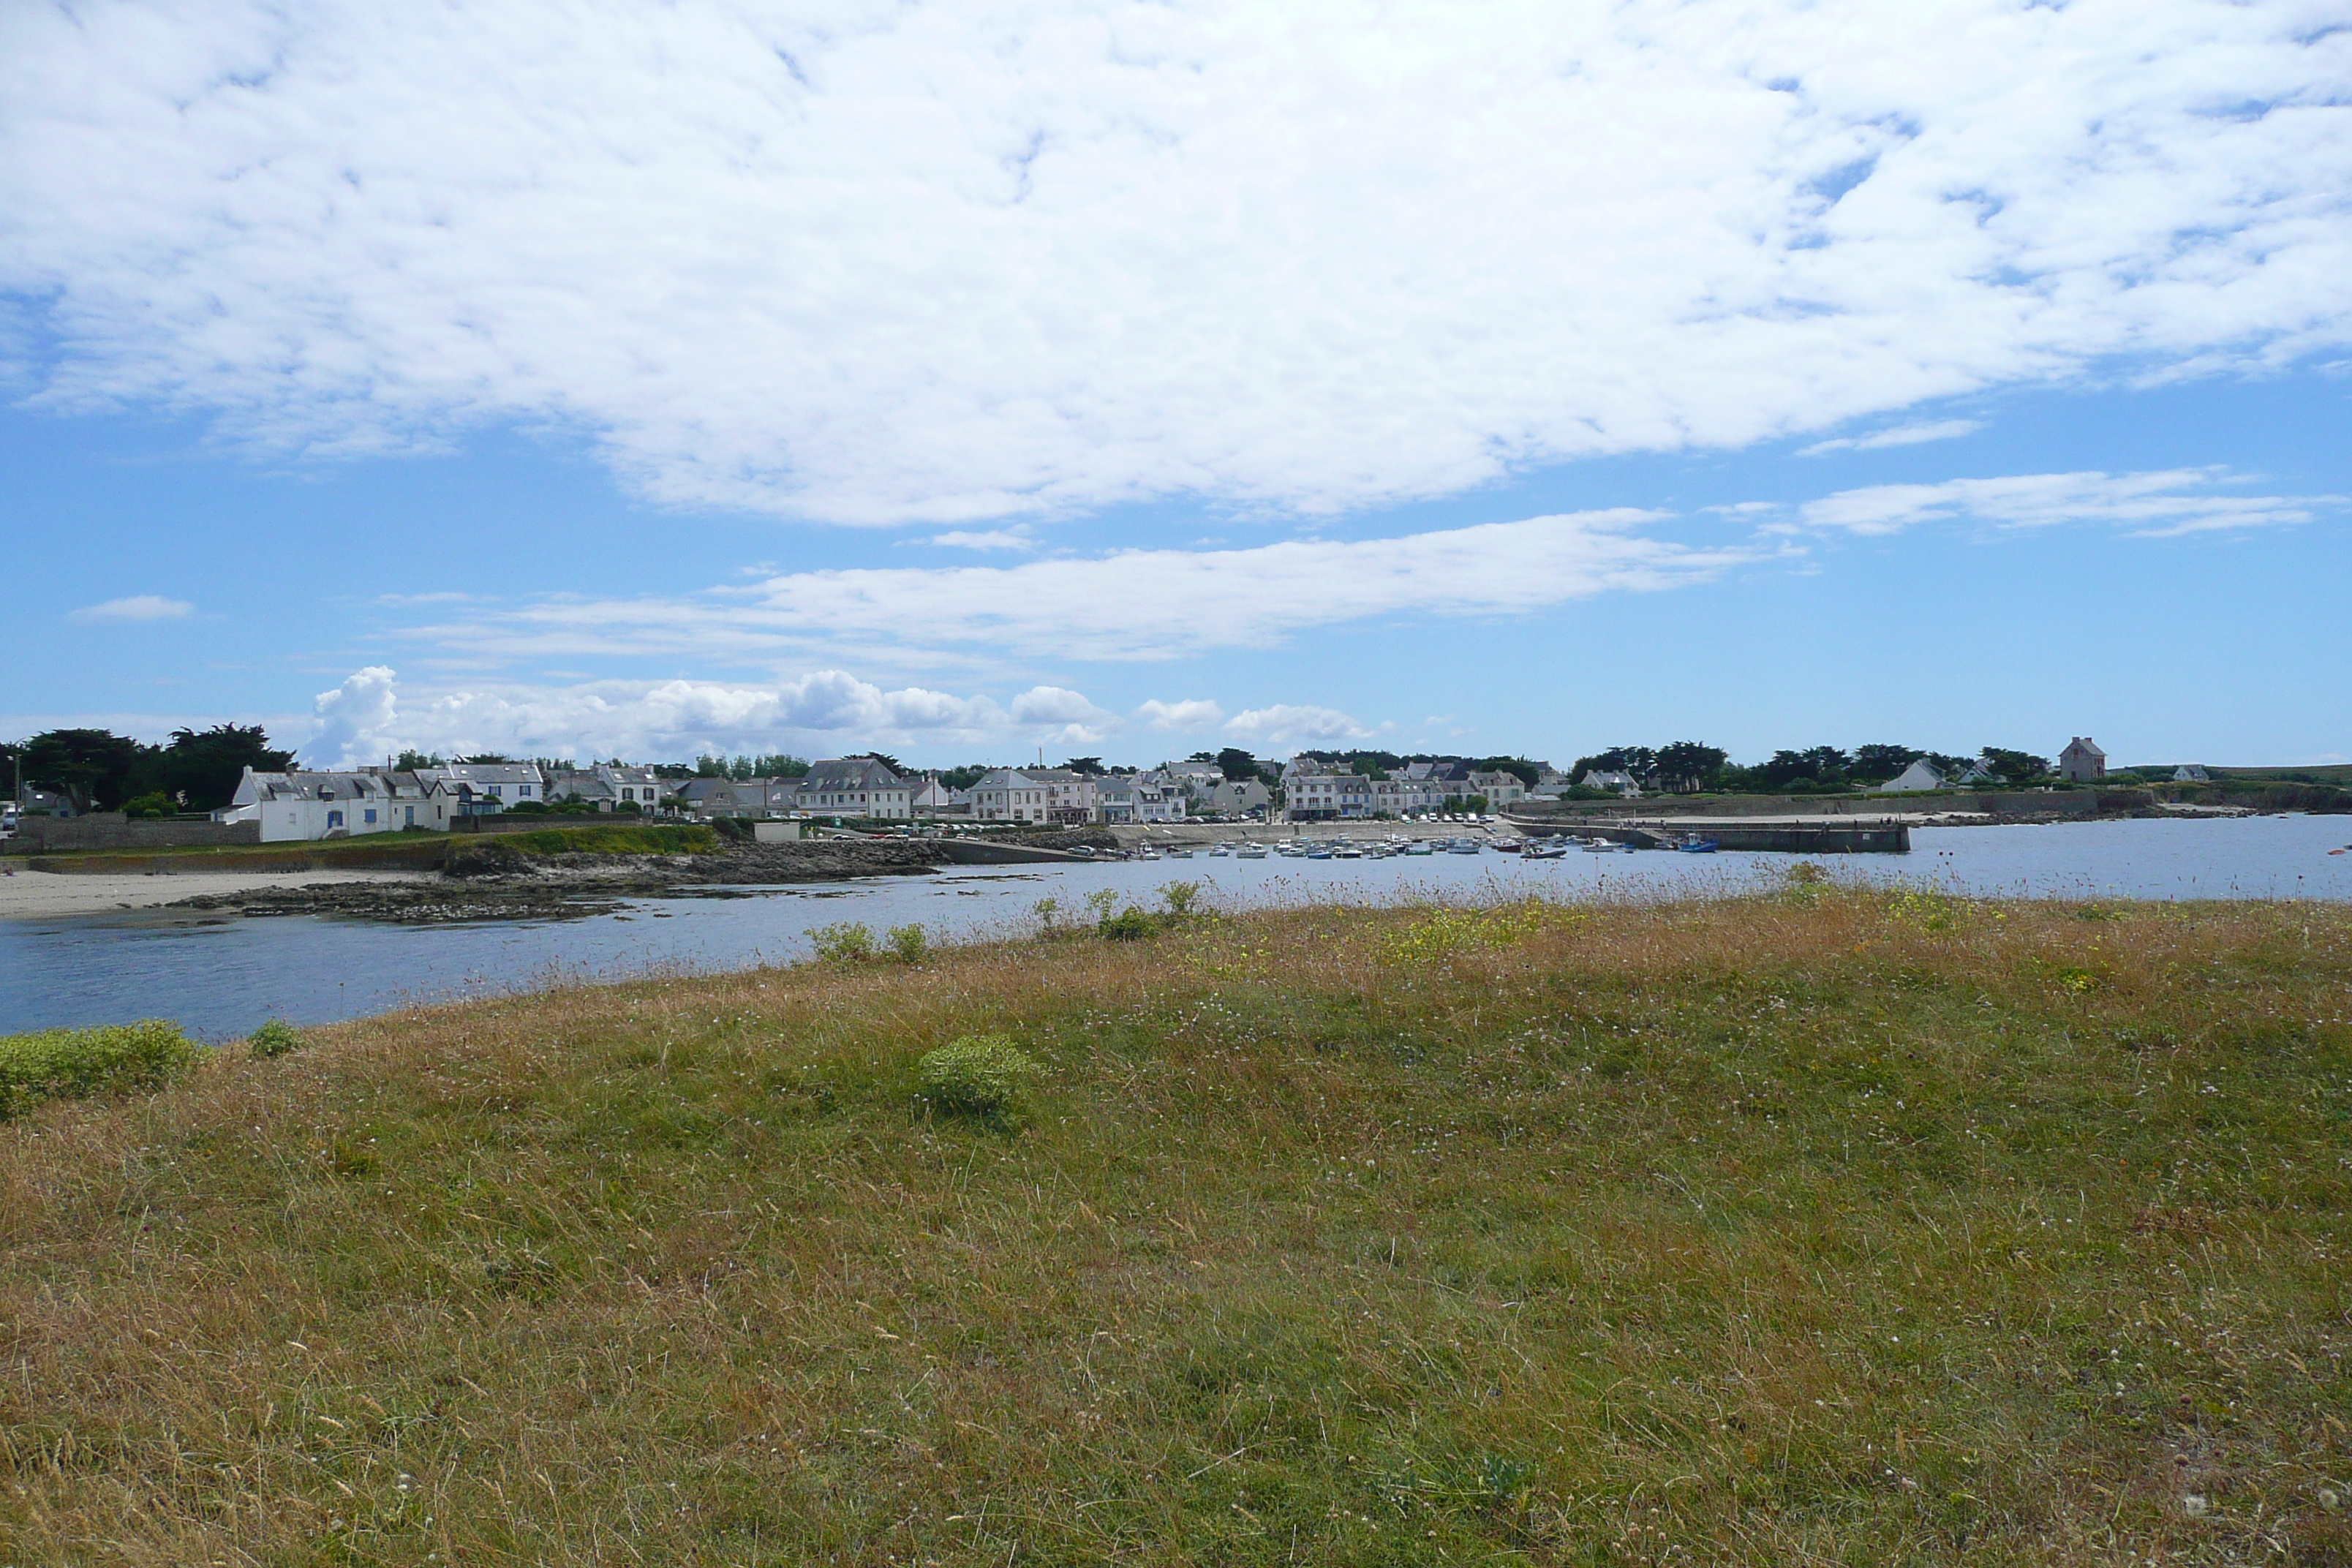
[
  {"x1": 1287, "y1": 772, "x2": 1374, "y2": 820},
  {"x1": 413, "y1": 763, "x2": 547, "y2": 813},
  {"x1": 1200, "y1": 777, "x2": 1271, "y2": 817},
  {"x1": 225, "y1": 769, "x2": 452, "y2": 840},
  {"x1": 910, "y1": 778, "x2": 963, "y2": 815},
  {"x1": 1577, "y1": 769, "x2": 1643, "y2": 797},
  {"x1": 972, "y1": 769, "x2": 1051, "y2": 823},
  {"x1": 800, "y1": 758, "x2": 912, "y2": 818},
  {"x1": 546, "y1": 764, "x2": 666, "y2": 812},
  {"x1": 2174, "y1": 764, "x2": 2211, "y2": 783},
  {"x1": 1878, "y1": 760, "x2": 1948, "y2": 794},
  {"x1": 2058, "y1": 737, "x2": 2107, "y2": 783},
  {"x1": 1468, "y1": 769, "x2": 1527, "y2": 807}
]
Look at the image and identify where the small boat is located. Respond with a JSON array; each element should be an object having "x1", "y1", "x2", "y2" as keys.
[
  {"x1": 1493, "y1": 838, "x2": 1524, "y2": 853},
  {"x1": 1139, "y1": 849, "x2": 1163, "y2": 860},
  {"x1": 1523, "y1": 841, "x2": 1567, "y2": 859},
  {"x1": 1676, "y1": 837, "x2": 1720, "y2": 853},
  {"x1": 1446, "y1": 840, "x2": 1481, "y2": 855},
  {"x1": 1237, "y1": 843, "x2": 1267, "y2": 859},
  {"x1": 1209, "y1": 844, "x2": 1232, "y2": 857},
  {"x1": 1333, "y1": 844, "x2": 1363, "y2": 859},
  {"x1": 1308, "y1": 845, "x2": 1333, "y2": 859},
  {"x1": 1403, "y1": 840, "x2": 1434, "y2": 856}
]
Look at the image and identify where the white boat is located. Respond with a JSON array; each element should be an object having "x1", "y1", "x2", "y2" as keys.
[
  {"x1": 1403, "y1": 840, "x2": 1434, "y2": 856},
  {"x1": 1237, "y1": 843, "x2": 1267, "y2": 859}
]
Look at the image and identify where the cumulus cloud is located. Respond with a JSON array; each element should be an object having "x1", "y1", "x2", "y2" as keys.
[
  {"x1": 1225, "y1": 705, "x2": 1373, "y2": 748},
  {"x1": 416, "y1": 509, "x2": 1749, "y2": 665},
  {"x1": 1796, "y1": 420, "x2": 1981, "y2": 456},
  {"x1": 69, "y1": 595, "x2": 194, "y2": 623},
  {"x1": 1798, "y1": 469, "x2": 2346, "y2": 538},
  {"x1": 295, "y1": 666, "x2": 1140, "y2": 766},
  {"x1": 1136, "y1": 698, "x2": 1225, "y2": 731},
  {"x1": 305, "y1": 665, "x2": 401, "y2": 766},
  {"x1": 4, "y1": 2, "x2": 2346, "y2": 522}
]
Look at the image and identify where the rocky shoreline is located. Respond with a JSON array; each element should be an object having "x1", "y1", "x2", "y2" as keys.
[{"x1": 163, "y1": 840, "x2": 959, "y2": 925}]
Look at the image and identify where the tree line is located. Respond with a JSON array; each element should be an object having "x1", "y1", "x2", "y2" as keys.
[
  {"x1": 1, "y1": 726, "x2": 295, "y2": 815},
  {"x1": 1569, "y1": 743, "x2": 2056, "y2": 794}
]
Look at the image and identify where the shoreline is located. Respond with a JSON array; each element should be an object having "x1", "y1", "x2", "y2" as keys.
[{"x1": 0, "y1": 865, "x2": 436, "y2": 922}]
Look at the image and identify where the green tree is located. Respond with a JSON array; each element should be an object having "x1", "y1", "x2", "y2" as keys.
[
  {"x1": 20, "y1": 728, "x2": 148, "y2": 812},
  {"x1": 151, "y1": 724, "x2": 295, "y2": 811},
  {"x1": 393, "y1": 748, "x2": 445, "y2": 771},
  {"x1": 938, "y1": 764, "x2": 988, "y2": 791},
  {"x1": 1474, "y1": 756, "x2": 1541, "y2": 788},
  {"x1": 1980, "y1": 747, "x2": 2050, "y2": 783},
  {"x1": 1213, "y1": 747, "x2": 1258, "y2": 781},
  {"x1": 1063, "y1": 756, "x2": 1107, "y2": 775},
  {"x1": 1653, "y1": 742, "x2": 1727, "y2": 792},
  {"x1": 1852, "y1": 745, "x2": 1921, "y2": 783}
]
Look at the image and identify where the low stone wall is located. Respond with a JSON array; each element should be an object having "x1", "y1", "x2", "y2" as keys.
[{"x1": 4, "y1": 817, "x2": 263, "y2": 853}]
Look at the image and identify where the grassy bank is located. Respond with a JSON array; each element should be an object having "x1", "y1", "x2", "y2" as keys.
[{"x1": 2, "y1": 888, "x2": 2348, "y2": 1564}]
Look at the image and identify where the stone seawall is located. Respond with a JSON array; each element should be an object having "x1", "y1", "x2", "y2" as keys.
[{"x1": 4, "y1": 817, "x2": 264, "y2": 853}]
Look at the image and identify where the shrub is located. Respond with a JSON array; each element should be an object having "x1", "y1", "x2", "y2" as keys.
[
  {"x1": 1159, "y1": 880, "x2": 1202, "y2": 917},
  {"x1": 1098, "y1": 908, "x2": 1160, "y2": 941},
  {"x1": 249, "y1": 1019, "x2": 306, "y2": 1058},
  {"x1": 810, "y1": 922, "x2": 876, "y2": 964},
  {"x1": 886, "y1": 924, "x2": 929, "y2": 963},
  {"x1": 916, "y1": 1034, "x2": 1042, "y2": 1120},
  {"x1": 122, "y1": 792, "x2": 178, "y2": 820},
  {"x1": 0, "y1": 1020, "x2": 199, "y2": 1120}
]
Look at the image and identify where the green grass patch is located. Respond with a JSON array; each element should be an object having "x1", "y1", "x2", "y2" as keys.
[
  {"x1": 4, "y1": 894, "x2": 2351, "y2": 1564},
  {"x1": 0, "y1": 1020, "x2": 200, "y2": 1119},
  {"x1": 491, "y1": 823, "x2": 720, "y2": 856}
]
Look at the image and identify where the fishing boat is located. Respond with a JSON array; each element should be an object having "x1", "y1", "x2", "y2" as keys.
[
  {"x1": 1237, "y1": 843, "x2": 1267, "y2": 859},
  {"x1": 1308, "y1": 845, "x2": 1334, "y2": 859},
  {"x1": 1403, "y1": 840, "x2": 1434, "y2": 856},
  {"x1": 1333, "y1": 843, "x2": 1363, "y2": 859},
  {"x1": 1523, "y1": 840, "x2": 1567, "y2": 859},
  {"x1": 1675, "y1": 837, "x2": 1721, "y2": 853},
  {"x1": 1446, "y1": 840, "x2": 1481, "y2": 855}
]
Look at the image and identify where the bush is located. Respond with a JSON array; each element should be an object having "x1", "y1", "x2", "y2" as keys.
[
  {"x1": 1098, "y1": 908, "x2": 1160, "y2": 941},
  {"x1": 810, "y1": 922, "x2": 876, "y2": 964},
  {"x1": 122, "y1": 792, "x2": 178, "y2": 820},
  {"x1": 1159, "y1": 880, "x2": 1202, "y2": 917},
  {"x1": 916, "y1": 1034, "x2": 1042, "y2": 1121},
  {"x1": 0, "y1": 1020, "x2": 199, "y2": 1120},
  {"x1": 886, "y1": 924, "x2": 929, "y2": 963},
  {"x1": 249, "y1": 1019, "x2": 306, "y2": 1058}
]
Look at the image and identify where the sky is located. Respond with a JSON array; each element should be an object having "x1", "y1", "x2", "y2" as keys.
[{"x1": 2, "y1": 0, "x2": 2348, "y2": 771}]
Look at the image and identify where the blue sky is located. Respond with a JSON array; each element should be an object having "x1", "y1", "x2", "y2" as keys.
[{"x1": 4, "y1": 1, "x2": 2348, "y2": 769}]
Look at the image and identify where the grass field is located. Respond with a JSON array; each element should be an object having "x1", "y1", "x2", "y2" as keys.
[{"x1": 2, "y1": 884, "x2": 2348, "y2": 1564}]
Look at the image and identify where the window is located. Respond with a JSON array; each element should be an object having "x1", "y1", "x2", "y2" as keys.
[
  {"x1": 328, "y1": 810, "x2": 344, "y2": 828},
  {"x1": 519, "y1": 785, "x2": 532, "y2": 797},
  {"x1": 363, "y1": 809, "x2": 378, "y2": 824},
  {"x1": 404, "y1": 806, "x2": 415, "y2": 825}
]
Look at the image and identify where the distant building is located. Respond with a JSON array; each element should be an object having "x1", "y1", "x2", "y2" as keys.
[
  {"x1": 1577, "y1": 769, "x2": 1643, "y2": 797},
  {"x1": 412, "y1": 763, "x2": 546, "y2": 810},
  {"x1": 971, "y1": 769, "x2": 1050, "y2": 823},
  {"x1": 1878, "y1": 760, "x2": 1946, "y2": 794},
  {"x1": 2058, "y1": 737, "x2": 2107, "y2": 783},
  {"x1": 2173, "y1": 764, "x2": 2211, "y2": 783},
  {"x1": 801, "y1": 757, "x2": 911, "y2": 818},
  {"x1": 223, "y1": 769, "x2": 451, "y2": 840}
]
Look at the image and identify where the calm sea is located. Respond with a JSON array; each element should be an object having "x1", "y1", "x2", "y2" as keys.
[{"x1": 4, "y1": 814, "x2": 2347, "y2": 1038}]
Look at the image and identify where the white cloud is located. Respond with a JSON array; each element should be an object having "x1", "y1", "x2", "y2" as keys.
[
  {"x1": 305, "y1": 665, "x2": 401, "y2": 765},
  {"x1": 1136, "y1": 698, "x2": 1225, "y2": 731},
  {"x1": 924, "y1": 528, "x2": 1036, "y2": 551},
  {"x1": 415, "y1": 508, "x2": 1751, "y2": 665},
  {"x1": 4, "y1": 3, "x2": 2346, "y2": 522},
  {"x1": 1796, "y1": 419, "x2": 1981, "y2": 456},
  {"x1": 69, "y1": 595, "x2": 194, "y2": 623},
  {"x1": 295, "y1": 665, "x2": 1137, "y2": 766},
  {"x1": 1798, "y1": 469, "x2": 2345, "y2": 538},
  {"x1": 1225, "y1": 704, "x2": 1373, "y2": 749}
]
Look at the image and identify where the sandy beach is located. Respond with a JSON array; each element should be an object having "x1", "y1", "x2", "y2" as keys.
[{"x1": 0, "y1": 865, "x2": 429, "y2": 921}]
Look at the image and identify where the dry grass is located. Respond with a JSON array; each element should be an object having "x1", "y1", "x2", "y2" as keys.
[{"x1": 2, "y1": 887, "x2": 2348, "y2": 1565}]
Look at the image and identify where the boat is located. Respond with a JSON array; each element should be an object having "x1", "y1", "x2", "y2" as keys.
[
  {"x1": 1333, "y1": 844, "x2": 1363, "y2": 859},
  {"x1": 1308, "y1": 845, "x2": 1333, "y2": 859},
  {"x1": 1675, "y1": 837, "x2": 1721, "y2": 853},
  {"x1": 1237, "y1": 843, "x2": 1267, "y2": 859},
  {"x1": 1446, "y1": 840, "x2": 1480, "y2": 855},
  {"x1": 1209, "y1": 844, "x2": 1232, "y2": 857},
  {"x1": 1403, "y1": 840, "x2": 1434, "y2": 856},
  {"x1": 1523, "y1": 840, "x2": 1567, "y2": 859}
]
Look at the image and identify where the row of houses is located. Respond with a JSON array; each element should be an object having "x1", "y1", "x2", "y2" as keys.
[{"x1": 1281, "y1": 759, "x2": 1537, "y2": 820}]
